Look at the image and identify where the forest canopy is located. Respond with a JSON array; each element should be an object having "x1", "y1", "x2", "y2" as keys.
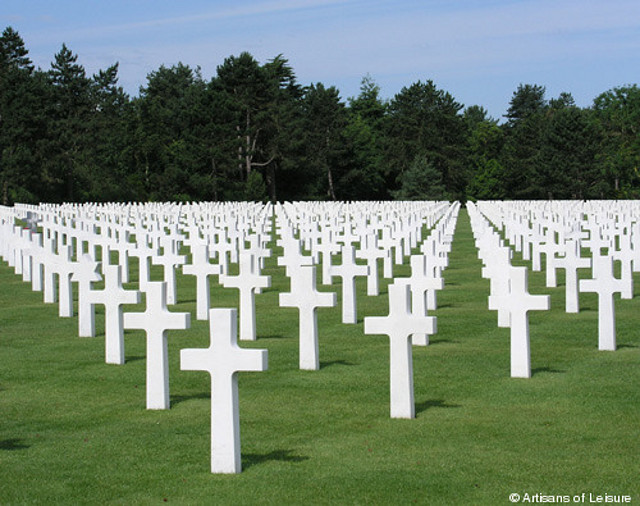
[{"x1": 1, "y1": 26, "x2": 639, "y2": 204}]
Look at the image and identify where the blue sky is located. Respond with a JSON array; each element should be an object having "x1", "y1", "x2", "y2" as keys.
[{"x1": 2, "y1": 0, "x2": 639, "y2": 120}]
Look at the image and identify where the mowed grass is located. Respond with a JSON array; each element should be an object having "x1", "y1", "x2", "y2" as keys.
[{"x1": 1, "y1": 209, "x2": 639, "y2": 505}]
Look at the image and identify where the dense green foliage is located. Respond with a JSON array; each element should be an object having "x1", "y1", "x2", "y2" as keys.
[{"x1": 2, "y1": 27, "x2": 640, "y2": 203}]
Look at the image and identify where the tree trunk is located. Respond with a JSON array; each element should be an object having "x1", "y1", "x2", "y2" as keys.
[
  {"x1": 266, "y1": 163, "x2": 276, "y2": 202},
  {"x1": 236, "y1": 125, "x2": 243, "y2": 176},
  {"x1": 245, "y1": 109, "x2": 252, "y2": 178},
  {"x1": 246, "y1": 133, "x2": 252, "y2": 178},
  {"x1": 325, "y1": 132, "x2": 336, "y2": 200},
  {"x1": 327, "y1": 165, "x2": 336, "y2": 201},
  {"x1": 211, "y1": 157, "x2": 218, "y2": 202}
]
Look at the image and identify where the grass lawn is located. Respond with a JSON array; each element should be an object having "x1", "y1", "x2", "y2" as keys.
[{"x1": 1, "y1": 208, "x2": 638, "y2": 505}]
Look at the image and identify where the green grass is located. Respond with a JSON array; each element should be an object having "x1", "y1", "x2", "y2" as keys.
[{"x1": 1, "y1": 209, "x2": 639, "y2": 505}]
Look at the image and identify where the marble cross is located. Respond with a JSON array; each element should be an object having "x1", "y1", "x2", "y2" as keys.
[
  {"x1": 42, "y1": 239, "x2": 59, "y2": 304},
  {"x1": 485, "y1": 247, "x2": 513, "y2": 327},
  {"x1": 152, "y1": 237, "x2": 186, "y2": 305},
  {"x1": 182, "y1": 244, "x2": 222, "y2": 320},
  {"x1": 128, "y1": 239, "x2": 158, "y2": 292},
  {"x1": 277, "y1": 238, "x2": 313, "y2": 277},
  {"x1": 377, "y1": 228, "x2": 396, "y2": 278},
  {"x1": 180, "y1": 307, "x2": 268, "y2": 473},
  {"x1": 243, "y1": 233, "x2": 271, "y2": 271},
  {"x1": 220, "y1": 251, "x2": 271, "y2": 341},
  {"x1": 364, "y1": 282, "x2": 436, "y2": 418},
  {"x1": 554, "y1": 239, "x2": 591, "y2": 313},
  {"x1": 611, "y1": 244, "x2": 634, "y2": 300},
  {"x1": 315, "y1": 229, "x2": 340, "y2": 285},
  {"x1": 394, "y1": 255, "x2": 443, "y2": 346},
  {"x1": 279, "y1": 264, "x2": 336, "y2": 370},
  {"x1": 579, "y1": 254, "x2": 625, "y2": 351},
  {"x1": 18, "y1": 228, "x2": 33, "y2": 282},
  {"x1": 334, "y1": 225, "x2": 359, "y2": 248},
  {"x1": 12, "y1": 225, "x2": 24, "y2": 275},
  {"x1": 71, "y1": 254, "x2": 102, "y2": 337},
  {"x1": 501, "y1": 267, "x2": 550, "y2": 378},
  {"x1": 29, "y1": 232, "x2": 44, "y2": 292},
  {"x1": 582, "y1": 228, "x2": 609, "y2": 257},
  {"x1": 355, "y1": 233, "x2": 388, "y2": 297},
  {"x1": 52, "y1": 244, "x2": 76, "y2": 318},
  {"x1": 538, "y1": 236, "x2": 563, "y2": 288},
  {"x1": 123, "y1": 281, "x2": 190, "y2": 409},
  {"x1": 329, "y1": 245, "x2": 369, "y2": 324},
  {"x1": 89, "y1": 264, "x2": 141, "y2": 364}
]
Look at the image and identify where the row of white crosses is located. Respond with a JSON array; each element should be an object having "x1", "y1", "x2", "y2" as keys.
[
  {"x1": 468, "y1": 202, "x2": 550, "y2": 378},
  {"x1": 274, "y1": 200, "x2": 458, "y2": 418},
  {"x1": 2, "y1": 201, "x2": 273, "y2": 473},
  {"x1": 364, "y1": 203, "x2": 458, "y2": 418},
  {"x1": 1, "y1": 199, "x2": 459, "y2": 470},
  {"x1": 474, "y1": 200, "x2": 637, "y2": 352}
]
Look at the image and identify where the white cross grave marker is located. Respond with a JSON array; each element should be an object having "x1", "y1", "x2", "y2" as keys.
[
  {"x1": 42, "y1": 239, "x2": 58, "y2": 304},
  {"x1": 356, "y1": 233, "x2": 388, "y2": 296},
  {"x1": 498, "y1": 266, "x2": 550, "y2": 378},
  {"x1": 315, "y1": 229, "x2": 340, "y2": 285},
  {"x1": 152, "y1": 237, "x2": 186, "y2": 305},
  {"x1": 53, "y1": 244, "x2": 76, "y2": 318},
  {"x1": 182, "y1": 244, "x2": 222, "y2": 320},
  {"x1": 555, "y1": 239, "x2": 591, "y2": 313},
  {"x1": 539, "y1": 236, "x2": 563, "y2": 288},
  {"x1": 279, "y1": 264, "x2": 336, "y2": 370},
  {"x1": 485, "y1": 247, "x2": 513, "y2": 327},
  {"x1": 220, "y1": 251, "x2": 271, "y2": 341},
  {"x1": 395, "y1": 255, "x2": 443, "y2": 346},
  {"x1": 180, "y1": 307, "x2": 268, "y2": 473},
  {"x1": 123, "y1": 281, "x2": 190, "y2": 409},
  {"x1": 579, "y1": 254, "x2": 625, "y2": 351},
  {"x1": 19, "y1": 228, "x2": 33, "y2": 282},
  {"x1": 364, "y1": 282, "x2": 436, "y2": 418},
  {"x1": 128, "y1": 240, "x2": 158, "y2": 292},
  {"x1": 71, "y1": 254, "x2": 102, "y2": 337},
  {"x1": 611, "y1": 244, "x2": 634, "y2": 300},
  {"x1": 329, "y1": 245, "x2": 369, "y2": 324},
  {"x1": 29, "y1": 232, "x2": 44, "y2": 292},
  {"x1": 89, "y1": 264, "x2": 141, "y2": 364}
]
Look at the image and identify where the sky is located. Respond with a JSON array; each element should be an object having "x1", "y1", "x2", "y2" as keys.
[{"x1": 2, "y1": 0, "x2": 639, "y2": 120}]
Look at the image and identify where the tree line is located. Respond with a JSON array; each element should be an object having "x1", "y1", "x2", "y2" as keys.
[{"x1": 1, "y1": 26, "x2": 639, "y2": 205}]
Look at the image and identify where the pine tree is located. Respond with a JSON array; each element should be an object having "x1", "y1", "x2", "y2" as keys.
[
  {"x1": 0, "y1": 27, "x2": 47, "y2": 204},
  {"x1": 47, "y1": 43, "x2": 93, "y2": 201},
  {"x1": 393, "y1": 154, "x2": 446, "y2": 200}
]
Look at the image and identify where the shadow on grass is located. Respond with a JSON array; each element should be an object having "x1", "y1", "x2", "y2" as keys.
[
  {"x1": 427, "y1": 338, "x2": 460, "y2": 345},
  {"x1": 259, "y1": 334, "x2": 289, "y2": 340},
  {"x1": 242, "y1": 449, "x2": 309, "y2": 470},
  {"x1": 415, "y1": 399, "x2": 461, "y2": 415},
  {"x1": 171, "y1": 392, "x2": 210, "y2": 405},
  {"x1": 532, "y1": 366, "x2": 565, "y2": 375},
  {"x1": 125, "y1": 356, "x2": 146, "y2": 363},
  {"x1": 0, "y1": 438, "x2": 30, "y2": 451},
  {"x1": 320, "y1": 359, "x2": 356, "y2": 369},
  {"x1": 618, "y1": 343, "x2": 638, "y2": 349}
]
